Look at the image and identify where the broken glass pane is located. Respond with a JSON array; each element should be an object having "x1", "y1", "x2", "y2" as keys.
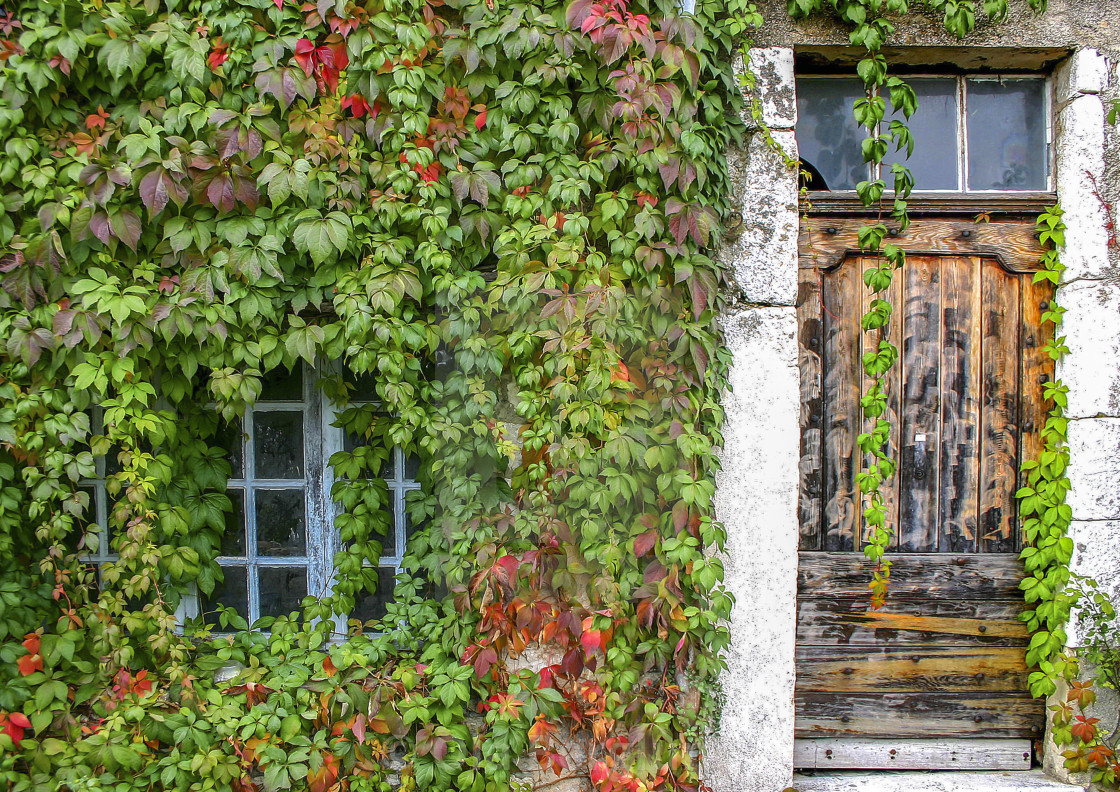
[{"x1": 796, "y1": 78, "x2": 868, "y2": 191}]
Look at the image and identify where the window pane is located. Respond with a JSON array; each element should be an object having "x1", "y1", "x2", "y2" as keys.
[
  {"x1": 344, "y1": 369, "x2": 380, "y2": 402},
  {"x1": 260, "y1": 367, "x2": 303, "y2": 401},
  {"x1": 351, "y1": 567, "x2": 397, "y2": 624},
  {"x1": 966, "y1": 79, "x2": 1047, "y2": 190},
  {"x1": 222, "y1": 489, "x2": 246, "y2": 556},
  {"x1": 254, "y1": 411, "x2": 304, "y2": 478},
  {"x1": 202, "y1": 566, "x2": 248, "y2": 625},
  {"x1": 256, "y1": 489, "x2": 306, "y2": 556},
  {"x1": 884, "y1": 78, "x2": 959, "y2": 190},
  {"x1": 795, "y1": 78, "x2": 867, "y2": 191},
  {"x1": 259, "y1": 567, "x2": 306, "y2": 618},
  {"x1": 404, "y1": 453, "x2": 420, "y2": 480},
  {"x1": 217, "y1": 423, "x2": 244, "y2": 479}
]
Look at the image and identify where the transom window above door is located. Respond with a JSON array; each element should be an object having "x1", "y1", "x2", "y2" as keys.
[{"x1": 796, "y1": 75, "x2": 1050, "y2": 192}]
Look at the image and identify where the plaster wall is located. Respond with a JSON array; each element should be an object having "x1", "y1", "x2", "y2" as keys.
[{"x1": 710, "y1": 8, "x2": 1120, "y2": 789}]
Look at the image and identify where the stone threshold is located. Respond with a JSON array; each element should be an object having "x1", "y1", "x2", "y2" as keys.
[{"x1": 791, "y1": 770, "x2": 1087, "y2": 792}]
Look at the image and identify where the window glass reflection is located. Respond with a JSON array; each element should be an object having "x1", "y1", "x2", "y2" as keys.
[
  {"x1": 884, "y1": 78, "x2": 959, "y2": 190},
  {"x1": 966, "y1": 78, "x2": 1047, "y2": 190},
  {"x1": 796, "y1": 78, "x2": 867, "y2": 191}
]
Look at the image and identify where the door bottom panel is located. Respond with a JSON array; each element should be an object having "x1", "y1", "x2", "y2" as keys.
[{"x1": 794, "y1": 738, "x2": 1032, "y2": 770}]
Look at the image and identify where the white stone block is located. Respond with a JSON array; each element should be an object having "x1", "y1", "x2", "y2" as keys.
[
  {"x1": 1055, "y1": 48, "x2": 1109, "y2": 102},
  {"x1": 705, "y1": 306, "x2": 800, "y2": 792},
  {"x1": 1057, "y1": 279, "x2": 1120, "y2": 418},
  {"x1": 721, "y1": 131, "x2": 799, "y2": 306},
  {"x1": 1066, "y1": 417, "x2": 1120, "y2": 520},
  {"x1": 1055, "y1": 94, "x2": 1110, "y2": 281},
  {"x1": 1069, "y1": 519, "x2": 1120, "y2": 603},
  {"x1": 739, "y1": 47, "x2": 797, "y2": 131}
]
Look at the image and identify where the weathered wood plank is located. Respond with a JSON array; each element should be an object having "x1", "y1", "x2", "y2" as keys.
[
  {"x1": 797, "y1": 552, "x2": 1023, "y2": 599},
  {"x1": 938, "y1": 257, "x2": 982, "y2": 553},
  {"x1": 793, "y1": 738, "x2": 1032, "y2": 770},
  {"x1": 821, "y1": 262, "x2": 862, "y2": 551},
  {"x1": 860, "y1": 256, "x2": 902, "y2": 550},
  {"x1": 796, "y1": 598, "x2": 1030, "y2": 646},
  {"x1": 980, "y1": 262, "x2": 1021, "y2": 553},
  {"x1": 795, "y1": 692, "x2": 1043, "y2": 739},
  {"x1": 898, "y1": 256, "x2": 941, "y2": 551},
  {"x1": 795, "y1": 645, "x2": 1030, "y2": 693},
  {"x1": 797, "y1": 219, "x2": 1044, "y2": 274},
  {"x1": 1018, "y1": 277, "x2": 1053, "y2": 535},
  {"x1": 798, "y1": 268, "x2": 825, "y2": 551}
]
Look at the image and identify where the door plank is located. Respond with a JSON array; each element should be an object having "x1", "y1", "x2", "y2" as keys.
[
  {"x1": 796, "y1": 599, "x2": 1029, "y2": 646},
  {"x1": 798, "y1": 268, "x2": 825, "y2": 551},
  {"x1": 795, "y1": 692, "x2": 1043, "y2": 739},
  {"x1": 797, "y1": 552, "x2": 1023, "y2": 599},
  {"x1": 980, "y1": 262, "x2": 1021, "y2": 553},
  {"x1": 793, "y1": 738, "x2": 1032, "y2": 770},
  {"x1": 898, "y1": 256, "x2": 941, "y2": 551},
  {"x1": 1018, "y1": 277, "x2": 1052, "y2": 529},
  {"x1": 795, "y1": 645, "x2": 1030, "y2": 693},
  {"x1": 860, "y1": 256, "x2": 902, "y2": 549},
  {"x1": 938, "y1": 257, "x2": 982, "y2": 553},
  {"x1": 821, "y1": 263, "x2": 862, "y2": 551}
]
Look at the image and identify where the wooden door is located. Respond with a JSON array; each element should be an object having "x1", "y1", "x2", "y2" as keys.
[{"x1": 795, "y1": 218, "x2": 1052, "y2": 770}]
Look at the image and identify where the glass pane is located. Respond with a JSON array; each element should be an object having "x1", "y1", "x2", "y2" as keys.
[
  {"x1": 260, "y1": 367, "x2": 303, "y2": 401},
  {"x1": 255, "y1": 489, "x2": 306, "y2": 556},
  {"x1": 966, "y1": 78, "x2": 1047, "y2": 190},
  {"x1": 795, "y1": 78, "x2": 868, "y2": 191},
  {"x1": 382, "y1": 504, "x2": 398, "y2": 557},
  {"x1": 202, "y1": 566, "x2": 248, "y2": 625},
  {"x1": 404, "y1": 453, "x2": 420, "y2": 480},
  {"x1": 884, "y1": 78, "x2": 959, "y2": 190},
  {"x1": 343, "y1": 369, "x2": 380, "y2": 402},
  {"x1": 217, "y1": 423, "x2": 244, "y2": 479},
  {"x1": 254, "y1": 411, "x2": 304, "y2": 479},
  {"x1": 259, "y1": 567, "x2": 307, "y2": 618},
  {"x1": 351, "y1": 567, "x2": 397, "y2": 624},
  {"x1": 222, "y1": 489, "x2": 246, "y2": 556}
]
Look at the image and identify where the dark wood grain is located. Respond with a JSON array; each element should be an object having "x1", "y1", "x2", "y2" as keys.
[
  {"x1": 898, "y1": 256, "x2": 941, "y2": 551},
  {"x1": 980, "y1": 262, "x2": 1021, "y2": 553},
  {"x1": 798, "y1": 219, "x2": 1044, "y2": 274},
  {"x1": 796, "y1": 598, "x2": 1030, "y2": 646},
  {"x1": 797, "y1": 552, "x2": 1024, "y2": 599},
  {"x1": 821, "y1": 262, "x2": 862, "y2": 551},
  {"x1": 798, "y1": 269, "x2": 824, "y2": 551},
  {"x1": 795, "y1": 645, "x2": 1030, "y2": 693},
  {"x1": 938, "y1": 257, "x2": 982, "y2": 553},
  {"x1": 795, "y1": 692, "x2": 1043, "y2": 739}
]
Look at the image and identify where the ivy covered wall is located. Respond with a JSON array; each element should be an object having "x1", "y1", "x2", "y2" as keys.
[{"x1": 0, "y1": 0, "x2": 750, "y2": 789}]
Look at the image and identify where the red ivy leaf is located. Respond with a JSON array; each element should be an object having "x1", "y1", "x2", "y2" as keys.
[
  {"x1": 294, "y1": 38, "x2": 316, "y2": 76},
  {"x1": 633, "y1": 528, "x2": 658, "y2": 557},
  {"x1": 475, "y1": 108, "x2": 487, "y2": 130},
  {"x1": 17, "y1": 653, "x2": 42, "y2": 676},
  {"x1": 590, "y1": 760, "x2": 609, "y2": 786}
]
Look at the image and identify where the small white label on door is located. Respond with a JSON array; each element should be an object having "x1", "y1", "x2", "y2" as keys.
[{"x1": 914, "y1": 433, "x2": 927, "y2": 442}]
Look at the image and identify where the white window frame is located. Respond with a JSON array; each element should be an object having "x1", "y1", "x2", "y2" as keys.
[{"x1": 796, "y1": 72, "x2": 1054, "y2": 194}]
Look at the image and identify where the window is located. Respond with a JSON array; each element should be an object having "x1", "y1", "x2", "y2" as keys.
[
  {"x1": 77, "y1": 365, "x2": 420, "y2": 632},
  {"x1": 796, "y1": 74, "x2": 1050, "y2": 192}
]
